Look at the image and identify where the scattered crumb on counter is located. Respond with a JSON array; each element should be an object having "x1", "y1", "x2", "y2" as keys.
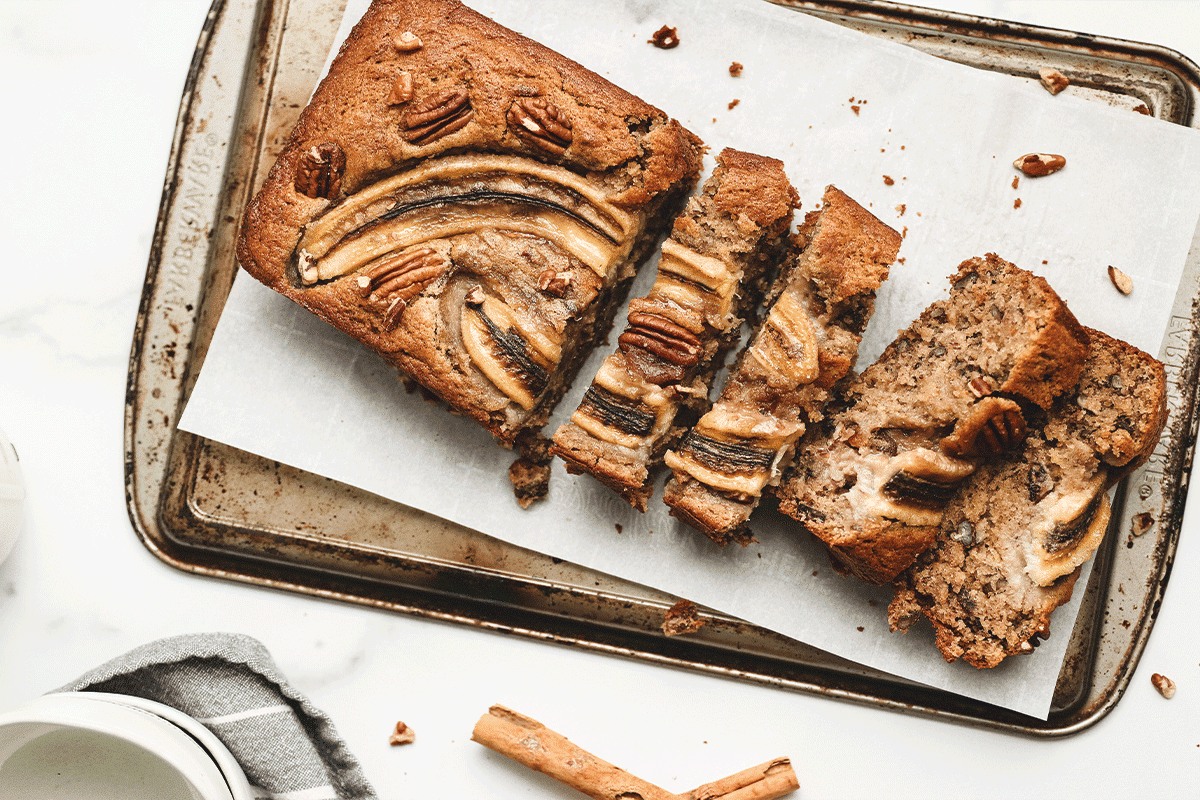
[
  {"x1": 729, "y1": 61, "x2": 743, "y2": 76},
  {"x1": 882, "y1": 175, "x2": 894, "y2": 186},
  {"x1": 1011, "y1": 176, "x2": 1019, "y2": 189},
  {"x1": 728, "y1": 98, "x2": 740, "y2": 110},
  {"x1": 1151, "y1": 673, "x2": 1177, "y2": 699},
  {"x1": 390, "y1": 721, "x2": 416, "y2": 746},
  {"x1": 648, "y1": 25, "x2": 679, "y2": 49},
  {"x1": 1014, "y1": 198, "x2": 1022, "y2": 209},
  {"x1": 1108, "y1": 265, "x2": 1134, "y2": 295}
]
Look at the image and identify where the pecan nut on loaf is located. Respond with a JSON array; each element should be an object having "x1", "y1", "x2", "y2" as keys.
[
  {"x1": 888, "y1": 329, "x2": 1167, "y2": 667},
  {"x1": 776, "y1": 254, "x2": 1091, "y2": 584},
  {"x1": 663, "y1": 187, "x2": 900, "y2": 544},
  {"x1": 236, "y1": 0, "x2": 704, "y2": 498},
  {"x1": 550, "y1": 149, "x2": 798, "y2": 511}
]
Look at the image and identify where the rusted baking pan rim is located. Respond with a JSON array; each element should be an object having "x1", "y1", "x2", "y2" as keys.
[{"x1": 125, "y1": 0, "x2": 1200, "y2": 738}]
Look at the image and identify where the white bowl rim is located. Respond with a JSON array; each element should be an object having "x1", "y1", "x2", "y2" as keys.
[
  {"x1": 0, "y1": 691, "x2": 233, "y2": 800},
  {"x1": 71, "y1": 692, "x2": 255, "y2": 800}
]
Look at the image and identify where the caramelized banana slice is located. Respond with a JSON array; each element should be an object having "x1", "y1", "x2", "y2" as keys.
[
  {"x1": 297, "y1": 155, "x2": 636, "y2": 284},
  {"x1": 461, "y1": 293, "x2": 557, "y2": 409},
  {"x1": 745, "y1": 288, "x2": 820, "y2": 389},
  {"x1": 851, "y1": 447, "x2": 976, "y2": 527},
  {"x1": 1024, "y1": 474, "x2": 1110, "y2": 586}
]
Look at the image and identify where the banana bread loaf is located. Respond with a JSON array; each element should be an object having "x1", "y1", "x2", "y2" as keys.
[{"x1": 236, "y1": 0, "x2": 704, "y2": 489}]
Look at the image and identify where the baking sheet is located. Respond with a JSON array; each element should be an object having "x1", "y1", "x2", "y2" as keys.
[{"x1": 176, "y1": 0, "x2": 1200, "y2": 718}]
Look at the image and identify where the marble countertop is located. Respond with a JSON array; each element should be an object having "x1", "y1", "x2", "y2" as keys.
[{"x1": 1, "y1": 2, "x2": 1197, "y2": 798}]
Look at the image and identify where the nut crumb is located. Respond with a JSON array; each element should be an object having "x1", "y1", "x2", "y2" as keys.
[
  {"x1": 729, "y1": 61, "x2": 743, "y2": 77},
  {"x1": 1131, "y1": 511, "x2": 1155, "y2": 536},
  {"x1": 850, "y1": 104, "x2": 860, "y2": 115},
  {"x1": 882, "y1": 175, "x2": 894, "y2": 186},
  {"x1": 1014, "y1": 198, "x2": 1022, "y2": 209},
  {"x1": 1011, "y1": 176, "x2": 1019, "y2": 190},
  {"x1": 1014, "y1": 153, "x2": 1066, "y2": 177},
  {"x1": 649, "y1": 25, "x2": 679, "y2": 49},
  {"x1": 727, "y1": 98, "x2": 740, "y2": 110},
  {"x1": 1038, "y1": 67, "x2": 1070, "y2": 94},
  {"x1": 389, "y1": 721, "x2": 416, "y2": 745},
  {"x1": 387, "y1": 71, "x2": 414, "y2": 105},
  {"x1": 1108, "y1": 265, "x2": 1134, "y2": 295},
  {"x1": 662, "y1": 599, "x2": 706, "y2": 637},
  {"x1": 1133, "y1": 103, "x2": 1151, "y2": 115},
  {"x1": 895, "y1": 204, "x2": 906, "y2": 216},
  {"x1": 1151, "y1": 673, "x2": 1176, "y2": 699},
  {"x1": 394, "y1": 31, "x2": 423, "y2": 52}
]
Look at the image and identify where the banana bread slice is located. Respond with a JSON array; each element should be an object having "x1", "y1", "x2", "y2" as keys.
[
  {"x1": 662, "y1": 186, "x2": 899, "y2": 543},
  {"x1": 236, "y1": 0, "x2": 704, "y2": 480},
  {"x1": 550, "y1": 149, "x2": 798, "y2": 510},
  {"x1": 776, "y1": 254, "x2": 1090, "y2": 583},
  {"x1": 888, "y1": 329, "x2": 1167, "y2": 667}
]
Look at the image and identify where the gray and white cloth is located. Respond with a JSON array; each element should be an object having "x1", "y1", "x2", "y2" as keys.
[{"x1": 57, "y1": 632, "x2": 377, "y2": 800}]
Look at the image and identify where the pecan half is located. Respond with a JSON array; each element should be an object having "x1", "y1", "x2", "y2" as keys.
[
  {"x1": 508, "y1": 96, "x2": 573, "y2": 154},
  {"x1": 401, "y1": 89, "x2": 473, "y2": 144},
  {"x1": 941, "y1": 396, "x2": 1027, "y2": 458},
  {"x1": 356, "y1": 247, "x2": 446, "y2": 330},
  {"x1": 619, "y1": 312, "x2": 702, "y2": 366},
  {"x1": 294, "y1": 142, "x2": 346, "y2": 200}
]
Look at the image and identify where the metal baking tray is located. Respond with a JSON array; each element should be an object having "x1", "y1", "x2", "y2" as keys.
[{"x1": 125, "y1": 0, "x2": 1200, "y2": 736}]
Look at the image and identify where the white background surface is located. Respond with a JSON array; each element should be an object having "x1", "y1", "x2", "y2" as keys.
[{"x1": 1, "y1": 1, "x2": 1198, "y2": 798}]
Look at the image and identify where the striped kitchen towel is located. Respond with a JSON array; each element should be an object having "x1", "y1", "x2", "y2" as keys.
[{"x1": 57, "y1": 632, "x2": 376, "y2": 800}]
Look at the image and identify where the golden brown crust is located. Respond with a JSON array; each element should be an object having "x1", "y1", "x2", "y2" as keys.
[{"x1": 236, "y1": 0, "x2": 704, "y2": 450}]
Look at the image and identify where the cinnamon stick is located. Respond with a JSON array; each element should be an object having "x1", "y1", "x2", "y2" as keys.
[{"x1": 471, "y1": 705, "x2": 798, "y2": 800}]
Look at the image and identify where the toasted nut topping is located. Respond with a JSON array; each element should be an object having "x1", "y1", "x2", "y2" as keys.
[
  {"x1": 942, "y1": 396, "x2": 1027, "y2": 459},
  {"x1": 401, "y1": 89, "x2": 473, "y2": 144},
  {"x1": 387, "y1": 71, "x2": 414, "y2": 105},
  {"x1": 951, "y1": 520, "x2": 975, "y2": 547},
  {"x1": 537, "y1": 268, "x2": 571, "y2": 297},
  {"x1": 648, "y1": 25, "x2": 679, "y2": 49},
  {"x1": 464, "y1": 285, "x2": 486, "y2": 306},
  {"x1": 1038, "y1": 68, "x2": 1070, "y2": 94},
  {"x1": 1014, "y1": 153, "x2": 1066, "y2": 177},
  {"x1": 294, "y1": 142, "x2": 345, "y2": 200},
  {"x1": 619, "y1": 312, "x2": 703, "y2": 367},
  {"x1": 1108, "y1": 265, "x2": 1134, "y2": 295},
  {"x1": 394, "y1": 31, "x2": 423, "y2": 52},
  {"x1": 1151, "y1": 672, "x2": 1176, "y2": 699},
  {"x1": 508, "y1": 96, "x2": 573, "y2": 154}
]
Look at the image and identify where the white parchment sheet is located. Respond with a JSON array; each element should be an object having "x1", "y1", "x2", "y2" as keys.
[{"x1": 179, "y1": 0, "x2": 1200, "y2": 718}]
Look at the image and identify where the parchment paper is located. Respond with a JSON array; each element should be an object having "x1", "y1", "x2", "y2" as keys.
[{"x1": 179, "y1": 0, "x2": 1200, "y2": 718}]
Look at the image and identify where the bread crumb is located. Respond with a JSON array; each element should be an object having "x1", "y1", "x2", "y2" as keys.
[
  {"x1": 1011, "y1": 176, "x2": 1019, "y2": 190},
  {"x1": 851, "y1": 105, "x2": 860, "y2": 115},
  {"x1": 1134, "y1": 103, "x2": 1151, "y2": 115},
  {"x1": 1131, "y1": 511, "x2": 1155, "y2": 536},
  {"x1": 648, "y1": 25, "x2": 679, "y2": 49},
  {"x1": 728, "y1": 98, "x2": 740, "y2": 110},
  {"x1": 389, "y1": 721, "x2": 416, "y2": 746},
  {"x1": 1038, "y1": 67, "x2": 1070, "y2": 94},
  {"x1": 1014, "y1": 198, "x2": 1022, "y2": 209},
  {"x1": 729, "y1": 61, "x2": 743, "y2": 76},
  {"x1": 882, "y1": 175, "x2": 894, "y2": 186},
  {"x1": 662, "y1": 599, "x2": 706, "y2": 636},
  {"x1": 895, "y1": 204, "x2": 906, "y2": 216}
]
